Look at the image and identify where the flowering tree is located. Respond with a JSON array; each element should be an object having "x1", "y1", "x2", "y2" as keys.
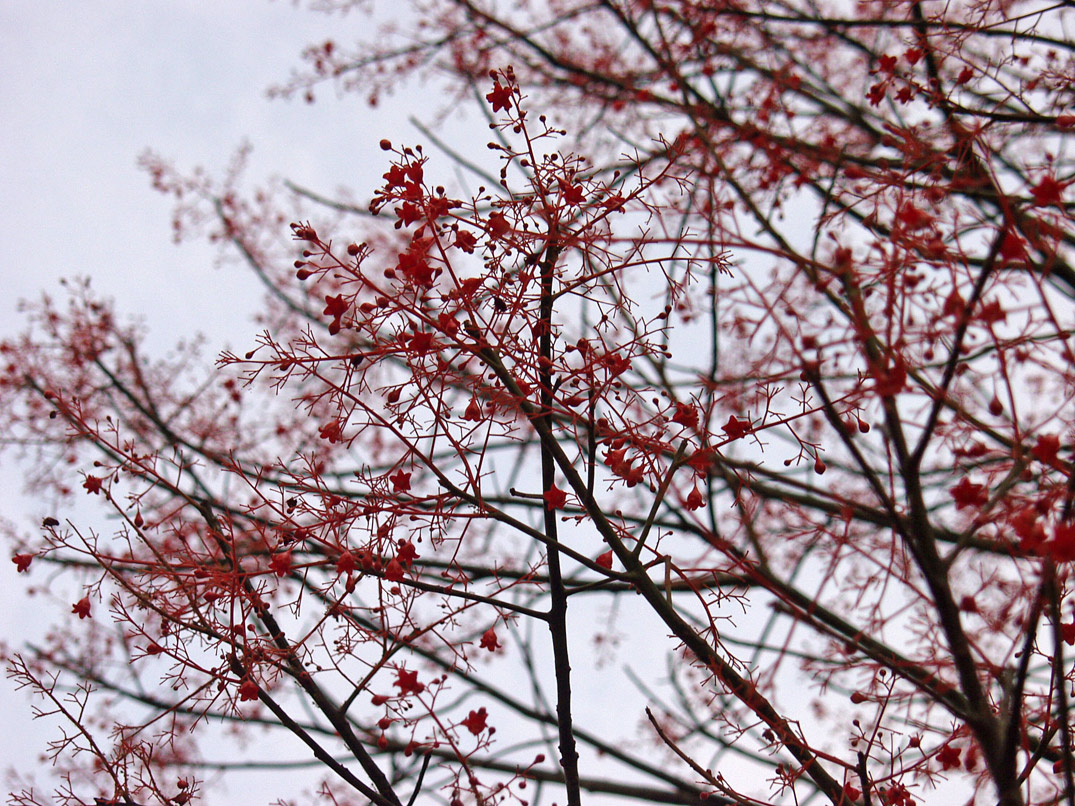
[{"x1": 3, "y1": 1, "x2": 1075, "y2": 805}]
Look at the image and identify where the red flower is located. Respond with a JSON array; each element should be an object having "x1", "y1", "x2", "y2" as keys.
[
  {"x1": 395, "y1": 541, "x2": 419, "y2": 569},
  {"x1": 543, "y1": 483, "x2": 568, "y2": 510},
  {"x1": 72, "y1": 596, "x2": 92, "y2": 620},
  {"x1": 721, "y1": 415, "x2": 751, "y2": 440},
  {"x1": 595, "y1": 550, "x2": 613, "y2": 569},
  {"x1": 999, "y1": 232, "x2": 1027, "y2": 263},
  {"x1": 238, "y1": 679, "x2": 259, "y2": 702},
  {"x1": 397, "y1": 248, "x2": 435, "y2": 286},
  {"x1": 687, "y1": 448, "x2": 714, "y2": 473},
  {"x1": 408, "y1": 331, "x2": 434, "y2": 353},
  {"x1": 463, "y1": 398, "x2": 484, "y2": 421},
  {"x1": 394, "y1": 667, "x2": 425, "y2": 695},
  {"x1": 389, "y1": 469, "x2": 411, "y2": 492},
  {"x1": 323, "y1": 294, "x2": 348, "y2": 335},
  {"x1": 270, "y1": 551, "x2": 292, "y2": 577},
  {"x1": 871, "y1": 357, "x2": 907, "y2": 396},
  {"x1": 83, "y1": 475, "x2": 103, "y2": 495},
  {"x1": 486, "y1": 212, "x2": 510, "y2": 238},
  {"x1": 394, "y1": 202, "x2": 422, "y2": 228},
  {"x1": 319, "y1": 420, "x2": 343, "y2": 443},
  {"x1": 1048, "y1": 522, "x2": 1075, "y2": 563},
  {"x1": 1012, "y1": 507, "x2": 1046, "y2": 552},
  {"x1": 461, "y1": 707, "x2": 488, "y2": 735},
  {"x1": 336, "y1": 551, "x2": 356, "y2": 575},
  {"x1": 454, "y1": 230, "x2": 478, "y2": 253},
  {"x1": 671, "y1": 402, "x2": 698, "y2": 429},
  {"x1": 480, "y1": 627, "x2": 501, "y2": 652},
  {"x1": 935, "y1": 743, "x2": 961, "y2": 771},
  {"x1": 486, "y1": 82, "x2": 513, "y2": 112},
  {"x1": 1031, "y1": 175, "x2": 1064, "y2": 207},
  {"x1": 383, "y1": 557, "x2": 405, "y2": 582},
  {"x1": 941, "y1": 288, "x2": 965, "y2": 319},
  {"x1": 866, "y1": 83, "x2": 887, "y2": 106},
  {"x1": 949, "y1": 477, "x2": 988, "y2": 511},
  {"x1": 323, "y1": 294, "x2": 348, "y2": 320},
  {"x1": 976, "y1": 299, "x2": 1006, "y2": 325},
  {"x1": 895, "y1": 202, "x2": 932, "y2": 231},
  {"x1": 685, "y1": 485, "x2": 704, "y2": 511},
  {"x1": 558, "y1": 179, "x2": 585, "y2": 205},
  {"x1": 12, "y1": 554, "x2": 32, "y2": 573},
  {"x1": 1060, "y1": 620, "x2": 1075, "y2": 646},
  {"x1": 1032, "y1": 434, "x2": 1061, "y2": 467}
]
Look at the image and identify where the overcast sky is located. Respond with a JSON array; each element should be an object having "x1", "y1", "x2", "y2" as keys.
[{"x1": 0, "y1": 2, "x2": 421, "y2": 794}]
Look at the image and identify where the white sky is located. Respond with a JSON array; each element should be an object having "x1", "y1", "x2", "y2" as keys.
[{"x1": 0, "y1": 1, "x2": 420, "y2": 796}]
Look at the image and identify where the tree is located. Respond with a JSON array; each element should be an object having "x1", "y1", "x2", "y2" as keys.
[{"x1": 2, "y1": 1, "x2": 1075, "y2": 804}]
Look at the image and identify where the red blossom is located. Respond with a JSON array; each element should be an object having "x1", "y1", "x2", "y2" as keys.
[
  {"x1": 1012, "y1": 507, "x2": 1046, "y2": 552},
  {"x1": 454, "y1": 230, "x2": 478, "y2": 253},
  {"x1": 270, "y1": 551, "x2": 292, "y2": 577},
  {"x1": 480, "y1": 627, "x2": 501, "y2": 652},
  {"x1": 323, "y1": 294, "x2": 348, "y2": 320},
  {"x1": 935, "y1": 743, "x2": 961, "y2": 771},
  {"x1": 999, "y1": 232, "x2": 1027, "y2": 263},
  {"x1": 685, "y1": 485, "x2": 704, "y2": 511},
  {"x1": 461, "y1": 707, "x2": 488, "y2": 735},
  {"x1": 1061, "y1": 621, "x2": 1075, "y2": 646},
  {"x1": 1032, "y1": 434, "x2": 1061, "y2": 467},
  {"x1": 336, "y1": 551, "x2": 356, "y2": 575},
  {"x1": 671, "y1": 402, "x2": 698, "y2": 429},
  {"x1": 238, "y1": 679, "x2": 259, "y2": 702},
  {"x1": 950, "y1": 477, "x2": 988, "y2": 511},
  {"x1": 395, "y1": 539, "x2": 419, "y2": 567},
  {"x1": 463, "y1": 398, "x2": 484, "y2": 421},
  {"x1": 394, "y1": 667, "x2": 425, "y2": 695},
  {"x1": 1048, "y1": 522, "x2": 1075, "y2": 563},
  {"x1": 867, "y1": 83, "x2": 887, "y2": 106},
  {"x1": 895, "y1": 202, "x2": 932, "y2": 231},
  {"x1": 83, "y1": 475, "x2": 103, "y2": 495},
  {"x1": 595, "y1": 550, "x2": 613, "y2": 569},
  {"x1": 687, "y1": 448, "x2": 714, "y2": 473},
  {"x1": 543, "y1": 483, "x2": 568, "y2": 510},
  {"x1": 72, "y1": 596, "x2": 92, "y2": 620},
  {"x1": 871, "y1": 357, "x2": 907, "y2": 397},
  {"x1": 323, "y1": 294, "x2": 348, "y2": 334},
  {"x1": 383, "y1": 557, "x2": 405, "y2": 582},
  {"x1": 721, "y1": 415, "x2": 751, "y2": 440},
  {"x1": 397, "y1": 247, "x2": 435, "y2": 286},
  {"x1": 976, "y1": 299, "x2": 1006, "y2": 325},
  {"x1": 1031, "y1": 175, "x2": 1065, "y2": 207},
  {"x1": 319, "y1": 420, "x2": 344, "y2": 443},
  {"x1": 394, "y1": 202, "x2": 422, "y2": 227},
  {"x1": 486, "y1": 82, "x2": 513, "y2": 112},
  {"x1": 389, "y1": 469, "x2": 411, "y2": 492},
  {"x1": 12, "y1": 554, "x2": 32, "y2": 573},
  {"x1": 486, "y1": 212, "x2": 510, "y2": 238},
  {"x1": 941, "y1": 288, "x2": 965, "y2": 319},
  {"x1": 407, "y1": 331, "x2": 434, "y2": 353},
  {"x1": 558, "y1": 179, "x2": 585, "y2": 205}
]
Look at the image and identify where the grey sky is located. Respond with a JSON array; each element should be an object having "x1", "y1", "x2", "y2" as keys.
[{"x1": 0, "y1": 2, "x2": 405, "y2": 793}]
